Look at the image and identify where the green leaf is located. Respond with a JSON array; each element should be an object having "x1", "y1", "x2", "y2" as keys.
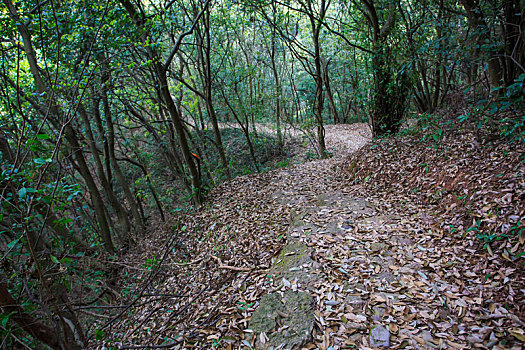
[
  {"x1": 0, "y1": 312, "x2": 14, "y2": 328},
  {"x1": 60, "y1": 257, "x2": 73, "y2": 265},
  {"x1": 7, "y1": 238, "x2": 20, "y2": 249},
  {"x1": 34, "y1": 158, "x2": 52, "y2": 165},
  {"x1": 95, "y1": 329, "x2": 105, "y2": 340},
  {"x1": 50, "y1": 255, "x2": 59, "y2": 264},
  {"x1": 36, "y1": 134, "x2": 50, "y2": 140},
  {"x1": 18, "y1": 187, "x2": 38, "y2": 199}
]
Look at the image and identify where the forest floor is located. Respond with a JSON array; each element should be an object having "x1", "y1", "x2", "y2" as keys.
[{"x1": 98, "y1": 121, "x2": 525, "y2": 350}]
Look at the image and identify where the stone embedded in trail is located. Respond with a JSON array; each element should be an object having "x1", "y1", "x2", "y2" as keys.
[
  {"x1": 372, "y1": 306, "x2": 387, "y2": 321},
  {"x1": 344, "y1": 294, "x2": 367, "y2": 313},
  {"x1": 370, "y1": 324, "x2": 391, "y2": 348},
  {"x1": 270, "y1": 241, "x2": 323, "y2": 286},
  {"x1": 289, "y1": 208, "x2": 316, "y2": 230},
  {"x1": 249, "y1": 291, "x2": 315, "y2": 349},
  {"x1": 252, "y1": 186, "x2": 404, "y2": 349},
  {"x1": 248, "y1": 215, "x2": 325, "y2": 349}
]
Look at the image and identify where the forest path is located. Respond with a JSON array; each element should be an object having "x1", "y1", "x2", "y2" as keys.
[
  {"x1": 243, "y1": 123, "x2": 511, "y2": 349},
  {"x1": 112, "y1": 123, "x2": 522, "y2": 350}
]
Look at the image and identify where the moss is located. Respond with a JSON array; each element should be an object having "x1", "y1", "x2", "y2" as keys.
[{"x1": 249, "y1": 291, "x2": 315, "y2": 349}]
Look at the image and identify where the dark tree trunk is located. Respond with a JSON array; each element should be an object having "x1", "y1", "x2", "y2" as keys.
[
  {"x1": 308, "y1": 0, "x2": 328, "y2": 158},
  {"x1": 100, "y1": 65, "x2": 144, "y2": 234},
  {"x1": 0, "y1": 283, "x2": 60, "y2": 349},
  {"x1": 119, "y1": 0, "x2": 203, "y2": 204},
  {"x1": 460, "y1": 0, "x2": 503, "y2": 88},
  {"x1": 322, "y1": 58, "x2": 340, "y2": 124},
  {"x1": 196, "y1": 7, "x2": 231, "y2": 179},
  {"x1": 361, "y1": 0, "x2": 408, "y2": 136}
]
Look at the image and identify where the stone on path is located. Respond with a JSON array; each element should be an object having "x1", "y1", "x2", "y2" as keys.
[
  {"x1": 249, "y1": 291, "x2": 314, "y2": 349},
  {"x1": 270, "y1": 241, "x2": 322, "y2": 286},
  {"x1": 370, "y1": 324, "x2": 391, "y2": 348}
]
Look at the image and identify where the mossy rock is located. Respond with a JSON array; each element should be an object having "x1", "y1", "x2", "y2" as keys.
[
  {"x1": 289, "y1": 209, "x2": 308, "y2": 229},
  {"x1": 249, "y1": 291, "x2": 314, "y2": 349},
  {"x1": 271, "y1": 241, "x2": 322, "y2": 285}
]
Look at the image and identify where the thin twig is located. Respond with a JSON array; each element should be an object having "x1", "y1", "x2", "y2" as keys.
[{"x1": 211, "y1": 255, "x2": 252, "y2": 272}]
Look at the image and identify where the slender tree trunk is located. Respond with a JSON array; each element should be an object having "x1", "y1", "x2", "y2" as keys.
[
  {"x1": 78, "y1": 104, "x2": 131, "y2": 237},
  {"x1": 0, "y1": 283, "x2": 60, "y2": 349},
  {"x1": 101, "y1": 67, "x2": 144, "y2": 234},
  {"x1": 460, "y1": 0, "x2": 503, "y2": 88},
  {"x1": 220, "y1": 87, "x2": 260, "y2": 172},
  {"x1": 322, "y1": 58, "x2": 339, "y2": 124},
  {"x1": 270, "y1": 28, "x2": 283, "y2": 147},
  {"x1": 90, "y1": 93, "x2": 132, "y2": 240},
  {"x1": 310, "y1": 9, "x2": 327, "y2": 158},
  {"x1": 158, "y1": 71, "x2": 202, "y2": 203},
  {"x1": 119, "y1": 0, "x2": 202, "y2": 204},
  {"x1": 199, "y1": 8, "x2": 230, "y2": 179},
  {"x1": 64, "y1": 126, "x2": 115, "y2": 252},
  {"x1": 125, "y1": 101, "x2": 191, "y2": 193}
]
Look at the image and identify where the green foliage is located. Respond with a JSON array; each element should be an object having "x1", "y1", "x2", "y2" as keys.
[
  {"x1": 417, "y1": 113, "x2": 449, "y2": 147},
  {"x1": 456, "y1": 75, "x2": 525, "y2": 143},
  {"x1": 370, "y1": 48, "x2": 412, "y2": 136},
  {"x1": 199, "y1": 128, "x2": 283, "y2": 182},
  {"x1": 305, "y1": 150, "x2": 318, "y2": 161},
  {"x1": 143, "y1": 256, "x2": 160, "y2": 270},
  {"x1": 277, "y1": 158, "x2": 290, "y2": 168}
]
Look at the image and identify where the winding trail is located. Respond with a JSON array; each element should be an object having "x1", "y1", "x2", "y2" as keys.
[
  {"x1": 244, "y1": 124, "x2": 517, "y2": 349},
  {"x1": 109, "y1": 123, "x2": 523, "y2": 350}
]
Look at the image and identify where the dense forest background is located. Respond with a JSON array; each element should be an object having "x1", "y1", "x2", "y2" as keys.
[{"x1": 0, "y1": 0, "x2": 524, "y2": 348}]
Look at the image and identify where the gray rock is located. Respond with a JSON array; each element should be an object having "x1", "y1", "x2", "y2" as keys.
[
  {"x1": 372, "y1": 306, "x2": 386, "y2": 321},
  {"x1": 344, "y1": 295, "x2": 367, "y2": 312},
  {"x1": 270, "y1": 241, "x2": 322, "y2": 286},
  {"x1": 249, "y1": 291, "x2": 315, "y2": 349},
  {"x1": 370, "y1": 324, "x2": 390, "y2": 348}
]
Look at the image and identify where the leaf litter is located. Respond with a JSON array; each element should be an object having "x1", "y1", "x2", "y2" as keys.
[{"x1": 94, "y1": 122, "x2": 524, "y2": 349}]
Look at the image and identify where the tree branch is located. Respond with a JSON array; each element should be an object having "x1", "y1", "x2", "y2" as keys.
[{"x1": 163, "y1": 0, "x2": 211, "y2": 71}]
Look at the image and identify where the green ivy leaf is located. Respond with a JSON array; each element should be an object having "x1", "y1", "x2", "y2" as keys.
[{"x1": 34, "y1": 158, "x2": 52, "y2": 165}]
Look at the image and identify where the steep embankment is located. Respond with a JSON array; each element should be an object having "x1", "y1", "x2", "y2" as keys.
[{"x1": 97, "y1": 122, "x2": 524, "y2": 350}]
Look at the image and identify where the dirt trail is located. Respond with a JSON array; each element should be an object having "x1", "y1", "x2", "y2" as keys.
[
  {"x1": 108, "y1": 123, "x2": 524, "y2": 350},
  {"x1": 244, "y1": 124, "x2": 522, "y2": 349}
]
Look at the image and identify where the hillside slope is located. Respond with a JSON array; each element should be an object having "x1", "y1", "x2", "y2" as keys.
[{"x1": 96, "y1": 122, "x2": 524, "y2": 349}]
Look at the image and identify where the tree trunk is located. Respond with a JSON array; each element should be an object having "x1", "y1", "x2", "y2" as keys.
[
  {"x1": 270, "y1": 14, "x2": 284, "y2": 148},
  {"x1": 198, "y1": 8, "x2": 231, "y2": 179},
  {"x1": 0, "y1": 283, "x2": 60, "y2": 349},
  {"x1": 309, "y1": 0, "x2": 327, "y2": 158},
  {"x1": 460, "y1": 0, "x2": 503, "y2": 88},
  {"x1": 4, "y1": 0, "x2": 115, "y2": 252},
  {"x1": 101, "y1": 67, "x2": 144, "y2": 234},
  {"x1": 322, "y1": 58, "x2": 339, "y2": 124},
  {"x1": 90, "y1": 92, "x2": 132, "y2": 240},
  {"x1": 119, "y1": 0, "x2": 203, "y2": 204}
]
